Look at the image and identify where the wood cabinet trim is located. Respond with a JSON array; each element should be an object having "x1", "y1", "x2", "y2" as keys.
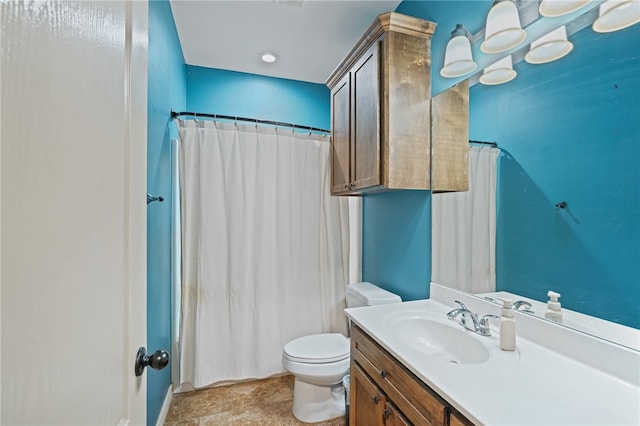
[
  {"x1": 385, "y1": 400, "x2": 412, "y2": 426},
  {"x1": 330, "y1": 72, "x2": 352, "y2": 194},
  {"x1": 326, "y1": 12, "x2": 435, "y2": 89},
  {"x1": 450, "y1": 410, "x2": 476, "y2": 426}
]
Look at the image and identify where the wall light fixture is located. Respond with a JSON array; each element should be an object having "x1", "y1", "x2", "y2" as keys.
[
  {"x1": 440, "y1": 24, "x2": 478, "y2": 78},
  {"x1": 479, "y1": 55, "x2": 517, "y2": 85},
  {"x1": 525, "y1": 25, "x2": 574, "y2": 64},
  {"x1": 481, "y1": 0, "x2": 528, "y2": 54},
  {"x1": 441, "y1": 0, "x2": 640, "y2": 85},
  {"x1": 592, "y1": 0, "x2": 640, "y2": 33},
  {"x1": 539, "y1": 0, "x2": 589, "y2": 17}
]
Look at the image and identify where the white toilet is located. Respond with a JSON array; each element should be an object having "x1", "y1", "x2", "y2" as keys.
[{"x1": 282, "y1": 282, "x2": 402, "y2": 423}]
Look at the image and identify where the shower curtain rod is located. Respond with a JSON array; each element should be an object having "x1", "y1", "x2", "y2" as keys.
[
  {"x1": 171, "y1": 110, "x2": 330, "y2": 134},
  {"x1": 469, "y1": 140, "x2": 498, "y2": 147},
  {"x1": 171, "y1": 111, "x2": 497, "y2": 146}
]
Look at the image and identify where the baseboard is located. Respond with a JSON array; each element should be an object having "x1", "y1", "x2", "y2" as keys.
[{"x1": 155, "y1": 385, "x2": 173, "y2": 426}]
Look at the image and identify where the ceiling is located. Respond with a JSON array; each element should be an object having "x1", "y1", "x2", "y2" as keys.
[{"x1": 169, "y1": 0, "x2": 402, "y2": 84}]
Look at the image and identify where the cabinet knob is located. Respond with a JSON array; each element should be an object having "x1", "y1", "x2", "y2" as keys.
[
  {"x1": 380, "y1": 370, "x2": 387, "y2": 379},
  {"x1": 373, "y1": 396, "x2": 380, "y2": 405},
  {"x1": 384, "y1": 408, "x2": 391, "y2": 419}
]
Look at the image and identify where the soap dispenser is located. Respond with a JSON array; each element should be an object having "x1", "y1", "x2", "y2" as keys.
[
  {"x1": 545, "y1": 291, "x2": 563, "y2": 323},
  {"x1": 499, "y1": 298, "x2": 516, "y2": 351}
]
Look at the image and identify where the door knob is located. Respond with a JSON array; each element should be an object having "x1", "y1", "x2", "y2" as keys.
[{"x1": 135, "y1": 347, "x2": 169, "y2": 376}]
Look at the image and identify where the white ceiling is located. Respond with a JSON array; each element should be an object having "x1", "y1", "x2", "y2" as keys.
[{"x1": 170, "y1": 0, "x2": 402, "y2": 84}]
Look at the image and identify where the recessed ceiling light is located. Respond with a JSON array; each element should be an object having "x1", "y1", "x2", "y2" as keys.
[{"x1": 261, "y1": 53, "x2": 277, "y2": 63}]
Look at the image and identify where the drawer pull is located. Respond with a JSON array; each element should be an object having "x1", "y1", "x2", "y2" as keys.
[
  {"x1": 373, "y1": 396, "x2": 380, "y2": 405},
  {"x1": 380, "y1": 370, "x2": 387, "y2": 379}
]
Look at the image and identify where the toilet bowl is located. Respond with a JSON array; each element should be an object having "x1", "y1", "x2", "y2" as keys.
[
  {"x1": 282, "y1": 333, "x2": 350, "y2": 423},
  {"x1": 282, "y1": 282, "x2": 402, "y2": 423}
]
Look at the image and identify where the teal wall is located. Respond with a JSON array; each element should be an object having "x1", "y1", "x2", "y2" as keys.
[
  {"x1": 372, "y1": 1, "x2": 640, "y2": 328},
  {"x1": 362, "y1": 191, "x2": 431, "y2": 301},
  {"x1": 186, "y1": 66, "x2": 329, "y2": 129},
  {"x1": 147, "y1": 1, "x2": 186, "y2": 424},
  {"x1": 474, "y1": 25, "x2": 640, "y2": 328}
]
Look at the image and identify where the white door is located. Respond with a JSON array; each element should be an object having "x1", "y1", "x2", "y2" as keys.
[{"x1": 1, "y1": 1, "x2": 147, "y2": 424}]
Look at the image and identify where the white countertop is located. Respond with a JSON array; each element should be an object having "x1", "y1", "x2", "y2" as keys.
[{"x1": 345, "y1": 285, "x2": 640, "y2": 426}]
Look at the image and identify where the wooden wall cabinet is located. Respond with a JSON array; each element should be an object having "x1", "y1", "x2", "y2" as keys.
[
  {"x1": 350, "y1": 325, "x2": 474, "y2": 426},
  {"x1": 327, "y1": 12, "x2": 433, "y2": 195},
  {"x1": 327, "y1": 12, "x2": 469, "y2": 196}
]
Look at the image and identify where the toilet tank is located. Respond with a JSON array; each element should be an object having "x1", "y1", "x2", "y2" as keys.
[{"x1": 346, "y1": 282, "x2": 402, "y2": 308}]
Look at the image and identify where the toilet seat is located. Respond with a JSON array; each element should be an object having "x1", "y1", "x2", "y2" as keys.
[{"x1": 283, "y1": 333, "x2": 350, "y2": 364}]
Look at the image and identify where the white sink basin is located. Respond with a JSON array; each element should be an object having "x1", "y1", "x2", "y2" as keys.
[{"x1": 385, "y1": 311, "x2": 490, "y2": 365}]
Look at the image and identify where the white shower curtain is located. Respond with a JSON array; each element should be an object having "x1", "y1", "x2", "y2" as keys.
[
  {"x1": 177, "y1": 119, "x2": 350, "y2": 389},
  {"x1": 432, "y1": 145, "x2": 499, "y2": 294}
]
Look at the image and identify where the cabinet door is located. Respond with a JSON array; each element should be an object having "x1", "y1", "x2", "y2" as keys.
[
  {"x1": 331, "y1": 72, "x2": 351, "y2": 194},
  {"x1": 385, "y1": 401, "x2": 412, "y2": 426},
  {"x1": 450, "y1": 410, "x2": 474, "y2": 426},
  {"x1": 351, "y1": 363, "x2": 386, "y2": 426},
  {"x1": 351, "y1": 41, "x2": 381, "y2": 191}
]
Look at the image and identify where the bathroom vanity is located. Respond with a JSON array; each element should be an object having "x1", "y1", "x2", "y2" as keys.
[
  {"x1": 345, "y1": 283, "x2": 640, "y2": 425},
  {"x1": 351, "y1": 324, "x2": 471, "y2": 425}
]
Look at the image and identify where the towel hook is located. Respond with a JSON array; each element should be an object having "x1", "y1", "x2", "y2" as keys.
[{"x1": 147, "y1": 193, "x2": 164, "y2": 204}]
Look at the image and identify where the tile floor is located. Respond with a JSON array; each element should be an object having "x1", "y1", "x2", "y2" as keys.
[{"x1": 164, "y1": 375, "x2": 347, "y2": 426}]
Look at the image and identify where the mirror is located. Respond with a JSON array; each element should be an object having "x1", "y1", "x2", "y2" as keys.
[
  {"x1": 476, "y1": 289, "x2": 640, "y2": 351},
  {"x1": 431, "y1": 6, "x2": 640, "y2": 349}
]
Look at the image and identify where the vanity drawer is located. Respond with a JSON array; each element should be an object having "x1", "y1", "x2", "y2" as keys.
[{"x1": 351, "y1": 325, "x2": 448, "y2": 426}]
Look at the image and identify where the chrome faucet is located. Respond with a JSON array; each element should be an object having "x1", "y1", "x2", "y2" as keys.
[
  {"x1": 446, "y1": 300, "x2": 469, "y2": 320},
  {"x1": 446, "y1": 301, "x2": 499, "y2": 336},
  {"x1": 512, "y1": 300, "x2": 534, "y2": 313}
]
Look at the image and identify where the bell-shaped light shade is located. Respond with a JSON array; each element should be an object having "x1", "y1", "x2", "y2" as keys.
[
  {"x1": 525, "y1": 26, "x2": 574, "y2": 64},
  {"x1": 592, "y1": 0, "x2": 640, "y2": 33},
  {"x1": 539, "y1": 0, "x2": 589, "y2": 17},
  {"x1": 441, "y1": 34, "x2": 477, "y2": 78},
  {"x1": 481, "y1": 0, "x2": 527, "y2": 54},
  {"x1": 479, "y1": 55, "x2": 517, "y2": 85}
]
